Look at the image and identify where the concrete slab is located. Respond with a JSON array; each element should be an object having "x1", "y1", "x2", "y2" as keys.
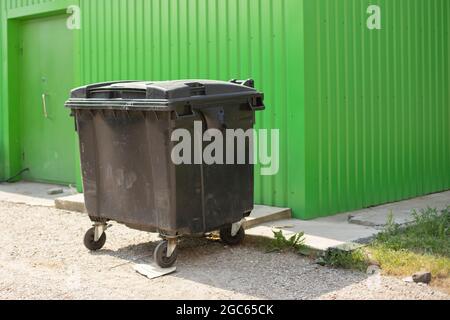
[
  {"x1": 246, "y1": 213, "x2": 379, "y2": 252},
  {"x1": 243, "y1": 205, "x2": 291, "y2": 229},
  {"x1": 348, "y1": 191, "x2": 450, "y2": 227},
  {"x1": 0, "y1": 182, "x2": 77, "y2": 207},
  {"x1": 54, "y1": 194, "x2": 87, "y2": 213}
]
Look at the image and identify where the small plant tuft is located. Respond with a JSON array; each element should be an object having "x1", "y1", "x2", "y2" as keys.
[
  {"x1": 321, "y1": 248, "x2": 370, "y2": 272},
  {"x1": 267, "y1": 230, "x2": 306, "y2": 254},
  {"x1": 384, "y1": 211, "x2": 399, "y2": 234}
]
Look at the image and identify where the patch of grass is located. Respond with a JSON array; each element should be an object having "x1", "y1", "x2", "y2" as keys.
[
  {"x1": 267, "y1": 230, "x2": 306, "y2": 254},
  {"x1": 318, "y1": 207, "x2": 450, "y2": 294},
  {"x1": 321, "y1": 248, "x2": 370, "y2": 272},
  {"x1": 374, "y1": 208, "x2": 450, "y2": 257},
  {"x1": 367, "y1": 207, "x2": 450, "y2": 291},
  {"x1": 368, "y1": 247, "x2": 450, "y2": 279}
]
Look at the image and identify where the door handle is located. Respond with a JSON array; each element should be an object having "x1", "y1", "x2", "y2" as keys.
[{"x1": 42, "y1": 93, "x2": 48, "y2": 118}]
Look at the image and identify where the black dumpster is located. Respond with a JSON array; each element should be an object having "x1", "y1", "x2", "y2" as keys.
[{"x1": 66, "y1": 79, "x2": 265, "y2": 267}]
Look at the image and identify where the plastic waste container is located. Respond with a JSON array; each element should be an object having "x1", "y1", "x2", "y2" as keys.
[{"x1": 65, "y1": 79, "x2": 265, "y2": 267}]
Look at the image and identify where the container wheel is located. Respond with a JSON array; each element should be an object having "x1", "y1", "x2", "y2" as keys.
[
  {"x1": 220, "y1": 224, "x2": 245, "y2": 246},
  {"x1": 154, "y1": 240, "x2": 178, "y2": 268},
  {"x1": 83, "y1": 227, "x2": 106, "y2": 251}
]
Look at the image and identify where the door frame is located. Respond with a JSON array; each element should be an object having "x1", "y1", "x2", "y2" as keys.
[{"x1": 4, "y1": 0, "x2": 82, "y2": 189}]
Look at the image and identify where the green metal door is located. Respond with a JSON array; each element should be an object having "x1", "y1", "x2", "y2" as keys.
[{"x1": 20, "y1": 15, "x2": 76, "y2": 185}]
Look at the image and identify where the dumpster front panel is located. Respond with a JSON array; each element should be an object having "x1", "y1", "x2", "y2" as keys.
[
  {"x1": 75, "y1": 109, "x2": 183, "y2": 231},
  {"x1": 70, "y1": 80, "x2": 263, "y2": 235}
]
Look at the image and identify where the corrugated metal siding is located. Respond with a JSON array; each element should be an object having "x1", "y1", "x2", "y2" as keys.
[
  {"x1": 303, "y1": 0, "x2": 450, "y2": 218},
  {"x1": 78, "y1": 0, "x2": 306, "y2": 214}
]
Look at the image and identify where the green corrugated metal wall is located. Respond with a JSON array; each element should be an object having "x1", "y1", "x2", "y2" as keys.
[
  {"x1": 1, "y1": 0, "x2": 449, "y2": 219},
  {"x1": 303, "y1": 0, "x2": 450, "y2": 217},
  {"x1": 6, "y1": 0, "x2": 55, "y2": 9},
  {"x1": 0, "y1": 0, "x2": 7, "y2": 178}
]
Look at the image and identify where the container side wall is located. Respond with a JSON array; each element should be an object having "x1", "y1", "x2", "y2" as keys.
[
  {"x1": 78, "y1": 0, "x2": 307, "y2": 216},
  {"x1": 303, "y1": 0, "x2": 450, "y2": 218}
]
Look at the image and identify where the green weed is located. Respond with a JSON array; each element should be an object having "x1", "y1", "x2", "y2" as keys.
[{"x1": 267, "y1": 230, "x2": 306, "y2": 254}]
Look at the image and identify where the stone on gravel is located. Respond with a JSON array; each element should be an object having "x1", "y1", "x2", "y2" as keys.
[
  {"x1": 412, "y1": 272, "x2": 432, "y2": 284},
  {"x1": 366, "y1": 265, "x2": 381, "y2": 275}
]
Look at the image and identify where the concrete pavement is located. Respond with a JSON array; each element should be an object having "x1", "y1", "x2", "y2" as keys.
[{"x1": 0, "y1": 181, "x2": 76, "y2": 207}]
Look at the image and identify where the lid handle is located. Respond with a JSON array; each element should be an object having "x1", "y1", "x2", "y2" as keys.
[{"x1": 230, "y1": 79, "x2": 255, "y2": 88}]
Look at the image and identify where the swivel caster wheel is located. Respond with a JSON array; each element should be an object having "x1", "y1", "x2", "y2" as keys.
[
  {"x1": 220, "y1": 223, "x2": 245, "y2": 246},
  {"x1": 154, "y1": 239, "x2": 178, "y2": 268},
  {"x1": 84, "y1": 224, "x2": 108, "y2": 251}
]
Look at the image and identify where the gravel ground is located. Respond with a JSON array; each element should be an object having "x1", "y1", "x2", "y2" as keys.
[{"x1": 0, "y1": 201, "x2": 448, "y2": 300}]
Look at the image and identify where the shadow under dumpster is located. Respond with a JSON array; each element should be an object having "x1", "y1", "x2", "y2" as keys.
[{"x1": 92, "y1": 235, "x2": 368, "y2": 300}]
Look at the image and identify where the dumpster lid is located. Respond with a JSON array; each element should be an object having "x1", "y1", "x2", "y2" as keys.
[{"x1": 65, "y1": 79, "x2": 264, "y2": 112}]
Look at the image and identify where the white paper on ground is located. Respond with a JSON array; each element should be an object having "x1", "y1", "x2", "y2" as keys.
[
  {"x1": 402, "y1": 276, "x2": 414, "y2": 283},
  {"x1": 134, "y1": 263, "x2": 177, "y2": 280}
]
